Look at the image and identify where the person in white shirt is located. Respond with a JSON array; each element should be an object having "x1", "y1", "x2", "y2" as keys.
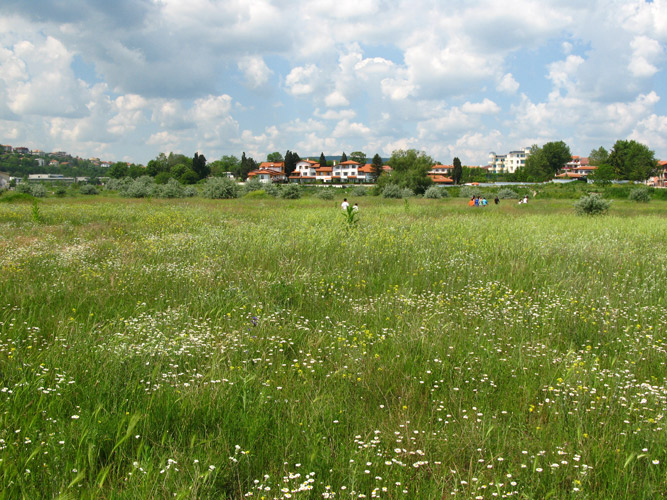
[{"x1": 341, "y1": 198, "x2": 349, "y2": 210}]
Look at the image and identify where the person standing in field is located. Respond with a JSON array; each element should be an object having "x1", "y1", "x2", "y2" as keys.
[
  {"x1": 341, "y1": 198, "x2": 349, "y2": 210},
  {"x1": 494, "y1": 196, "x2": 499, "y2": 205},
  {"x1": 353, "y1": 203, "x2": 359, "y2": 212}
]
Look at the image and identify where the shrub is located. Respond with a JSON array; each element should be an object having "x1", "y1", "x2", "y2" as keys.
[
  {"x1": 183, "y1": 186, "x2": 198, "y2": 198},
  {"x1": 401, "y1": 188, "x2": 415, "y2": 198},
  {"x1": 155, "y1": 178, "x2": 184, "y2": 198},
  {"x1": 263, "y1": 183, "x2": 281, "y2": 197},
  {"x1": 244, "y1": 189, "x2": 270, "y2": 199},
  {"x1": 202, "y1": 177, "x2": 239, "y2": 199},
  {"x1": 243, "y1": 178, "x2": 264, "y2": 194},
  {"x1": 16, "y1": 183, "x2": 32, "y2": 194},
  {"x1": 424, "y1": 186, "x2": 445, "y2": 199},
  {"x1": 351, "y1": 186, "x2": 368, "y2": 196},
  {"x1": 79, "y1": 184, "x2": 99, "y2": 195},
  {"x1": 122, "y1": 176, "x2": 155, "y2": 198},
  {"x1": 30, "y1": 184, "x2": 47, "y2": 198},
  {"x1": 497, "y1": 188, "x2": 519, "y2": 199},
  {"x1": 316, "y1": 189, "x2": 335, "y2": 200},
  {"x1": 105, "y1": 177, "x2": 132, "y2": 191},
  {"x1": 281, "y1": 184, "x2": 302, "y2": 199},
  {"x1": 574, "y1": 193, "x2": 611, "y2": 215},
  {"x1": 382, "y1": 184, "x2": 403, "y2": 198},
  {"x1": 459, "y1": 186, "x2": 482, "y2": 198},
  {"x1": 54, "y1": 186, "x2": 67, "y2": 197},
  {"x1": 628, "y1": 187, "x2": 651, "y2": 203}
]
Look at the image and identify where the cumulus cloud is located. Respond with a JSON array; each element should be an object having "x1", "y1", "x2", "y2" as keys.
[{"x1": 238, "y1": 55, "x2": 273, "y2": 90}]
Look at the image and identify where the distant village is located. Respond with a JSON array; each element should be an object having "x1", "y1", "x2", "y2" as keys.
[{"x1": 2, "y1": 143, "x2": 666, "y2": 188}]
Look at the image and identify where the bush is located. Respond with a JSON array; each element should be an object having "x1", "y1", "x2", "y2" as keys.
[
  {"x1": 155, "y1": 178, "x2": 184, "y2": 198},
  {"x1": 183, "y1": 186, "x2": 198, "y2": 198},
  {"x1": 105, "y1": 177, "x2": 132, "y2": 191},
  {"x1": 574, "y1": 193, "x2": 611, "y2": 215},
  {"x1": 459, "y1": 186, "x2": 482, "y2": 198},
  {"x1": 316, "y1": 189, "x2": 335, "y2": 200},
  {"x1": 244, "y1": 189, "x2": 271, "y2": 199},
  {"x1": 382, "y1": 184, "x2": 403, "y2": 198},
  {"x1": 79, "y1": 184, "x2": 99, "y2": 195},
  {"x1": 263, "y1": 183, "x2": 281, "y2": 197},
  {"x1": 16, "y1": 183, "x2": 32, "y2": 194},
  {"x1": 351, "y1": 186, "x2": 368, "y2": 196},
  {"x1": 202, "y1": 177, "x2": 239, "y2": 199},
  {"x1": 54, "y1": 186, "x2": 67, "y2": 197},
  {"x1": 424, "y1": 186, "x2": 445, "y2": 199},
  {"x1": 401, "y1": 188, "x2": 415, "y2": 198},
  {"x1": 122, "y1": 176, "x2": 155, "y2": 198},
  {"x1": 243, "y1": 178, "x2": 264, "y2": 194},
  {"x1": 497, "y1": 188, "x2": 519, "y2": 199},
  {"x1": 628, "y1": 187, "x2": 651, "y2": 203},
  {"x1": 30, "y1": 184, "x2": 47, "y2": 198},
  {"x1": 281, "y1": 184, "x2": 302, "y2": 199}
]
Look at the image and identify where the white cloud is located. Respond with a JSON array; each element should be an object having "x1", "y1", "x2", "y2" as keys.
[
  {"x1": 238, "y1": 55, "x2": 273, "y2": 90},
  {"x1": 497, "y1": 73, "x2": 519, "y2": 94},
  {"x1": 461, "y1": 99, "x2": 501, "y2": 114},
  {"x1": 324, "y1": 91, "x2": 349, "y2": 107},
  {"x1": 285, "y1": 64, "x2": 322, "y2": 96},
  {"x1": 628, "y1": 35, "x2": 663, "y2": 78}
]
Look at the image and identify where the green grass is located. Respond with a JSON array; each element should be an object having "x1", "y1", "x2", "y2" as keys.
[{"x1": 1, "y1": 194, "x2": 666, "y2": 499}]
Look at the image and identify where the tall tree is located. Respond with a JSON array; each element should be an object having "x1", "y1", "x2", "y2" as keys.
[
  {"x1": 192, "y1": 152, "x2": 210, "y2": 180},
  {"x1": 383, "y1": 149, "x2": 434, "y2": 194},
  {"x1": 452, "y1": 157, "x2": 463, "y2": 185},
  {"x1": 541, "y1": 141, "x2": 572, "y2": 175},
  {"x1": 284, "y1": 150, "x2": 300, "y2": 178},
  {"x1": 608, "y1": 140, "x2": 657, "y2": 180},
  {"x1": 319, "y1": 152, "x2": 327, "y2": 167},
  {"x1": 371, "y1": 153, "x2": 383, "y2": 181},
  {"x1": 108, "y1": 162, "x2": 129, "y2": 179},
  {"x1": 350, "y1": 151, "x2": 367, "y2": 164},
  {"x1": 589, "y1": 163, "x2": 615, "y2": 186},
  {"x1": 588, "y1": 146, "x2": 609, "y2": 166},
  {"x1": 522, "y1": 141, "x2": 571, "y2": 181},
  {"x1": 341, "y1": 152, "x2": 348, "y2": 162},
  {"x1": 267, "y1": 152, "x2": 283, "y2": 162}
]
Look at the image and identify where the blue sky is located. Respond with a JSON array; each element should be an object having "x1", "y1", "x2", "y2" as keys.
[{"x1": 1, "y1": 0, "x2": 666, "y2": 166}]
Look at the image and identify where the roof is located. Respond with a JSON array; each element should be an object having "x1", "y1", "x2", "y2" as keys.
[
  {"x1": 339, "y1": 160, "x2": 361, "y2": 166},
  {"x1": 556, "y1": 172, "x2": 584, "y2": 178},
  {"x1": 316, "y1": 166, "x2": 333, "y2": 172},
  {"x1": 248, "y1": 169, "x2": 285, "y2": 177},
  {"x1": 431, "y1": 175, "x2": 454, "y2": 184},
  {"x1": 258, "y1": 162, "x2": 284, "y2": 171}
]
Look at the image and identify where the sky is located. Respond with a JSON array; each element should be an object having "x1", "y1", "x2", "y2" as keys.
[{"x1": 1, "y1": 0, "x2": 666, "y2": 166}]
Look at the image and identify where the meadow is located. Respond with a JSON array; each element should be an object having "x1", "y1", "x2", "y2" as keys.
[{"x1": 1, "y1": 193, "x2": 666, "y2": 499}]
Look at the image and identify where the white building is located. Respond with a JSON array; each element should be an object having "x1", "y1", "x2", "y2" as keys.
[{"x1": 488, "y1": 147, "x2": 531, "y2": 174}]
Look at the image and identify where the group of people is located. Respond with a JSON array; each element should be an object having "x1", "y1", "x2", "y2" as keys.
[
  {"x1": 341, "y1": 198, "x2": 359, "y2": 211},
  {"x1": 468, "y1": 196, "x2": 499, "y2": 207},
  {"x1": 517, "y1": 195, "x2": 529, "y2": 204}
]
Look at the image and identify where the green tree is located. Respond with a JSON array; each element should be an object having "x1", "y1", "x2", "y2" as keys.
[
  {"x1": 319, "y1": 152, "x2": 327, "y2": 167},
  {"x1": 267, "y1": 152, "x2": 283, "y2": 162},
  {"x1": 350, "y1": 151, "x2": 367, "y2": 165},
  {"x1": 452, "y1": 157, "x2": 463, "y2": 185},
  {"x1": 384, "y1": 149, "x2": 434, "y2": 195},
  {"x1": 588, "y1": 147, "x2": 609, "y2": 166},
  {"x1": 284, "y1": 150, "x2": 300, "y2": 178},
  {"x1": 371, "y1": 154, "x2": 383, "y2": 181},
  {"x1": 210, "y1": 155, "x2": 240, "y2": 177},
  {"x1": 109, "y1": 162, "x2": 129, "y2": 179},
  {"x1": 608, "y1": 140, "x2": 657, "y2": 181},
  {"x1": 522, "y1": 141, "x2": 570, "y2": 181},
  {"x1": 341, "y1": 152, "x2": 348, "y2": 162},
  {"x1": 192, "y1": 153, "x2": 209, "y2": 180},
  {"x1": 589, "y1": 163, "x2": 614, "y2": 186}
]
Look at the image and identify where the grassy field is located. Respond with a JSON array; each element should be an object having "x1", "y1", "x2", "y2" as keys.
[{"x1": 1, "y1": 194, "x2": 666, "y2": 499}]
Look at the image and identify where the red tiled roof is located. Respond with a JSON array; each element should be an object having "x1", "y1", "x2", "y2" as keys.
[
  {"x1": 431, "y1": 175, "x2": 454, "y2": 184},
  {"x1": 339, "y1": 160, "x2": 361, "y2": 165}
]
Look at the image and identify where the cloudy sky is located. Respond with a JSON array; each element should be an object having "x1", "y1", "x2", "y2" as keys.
[{"x1": 1, "y1": 0, "x2": 666, "y2": 166}]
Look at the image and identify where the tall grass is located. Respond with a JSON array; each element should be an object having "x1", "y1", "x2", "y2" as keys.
[{"x1": 1, "y1": 195, "x2": 666, "y2": 498}]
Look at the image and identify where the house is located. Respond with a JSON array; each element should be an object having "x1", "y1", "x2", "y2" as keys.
[
  {"x1": 289, "y1": 159, "x2": 319, "y2": 183},
  {"x1": 332, "y1": 160, "x2": 361, "y2": 183},
  {"x1": 488, "y1": 147, "x2": 531, "y2": 174},
  {"x1": 247, "y1": 161, "x2": 286, "y2": 183},
  {"x1": 429, "y1": 164, "x2": 452, "y2": 176},
  {"x1": 27, "y1": 174, "x2": 75, "y2": 183},
  {"x1": 650, "y1": 160, "x2": 667, "y2": 187},
  {"x1": 14, "y1": 147, "x2": 30, "y2": 155},
  {"x1": 48, "y1": 160, "x2": 59, "y2": 167},
  {"x1": 315, "y1": 165, "x2": 333, "y2": 182},
  {"x1": 1, "y1": 145, "x2": 12, "y2": 153}
]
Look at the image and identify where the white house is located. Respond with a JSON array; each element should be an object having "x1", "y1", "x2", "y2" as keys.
[{"x1": 488, "y1": 147, "x2": 531, "y2": 174}]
